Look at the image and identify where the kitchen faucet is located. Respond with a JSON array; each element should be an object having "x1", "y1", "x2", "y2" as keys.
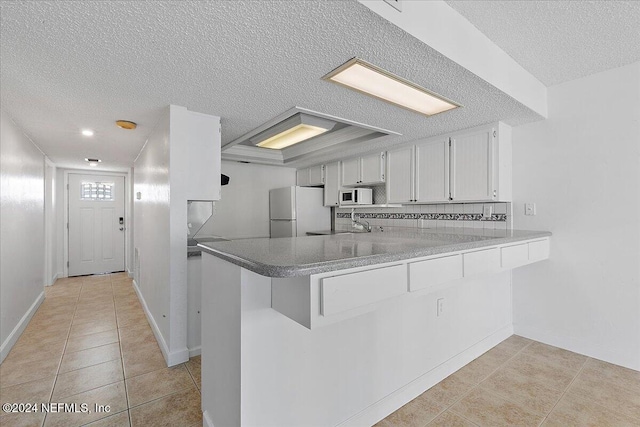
[{"x1": 350, "y1": 209, "x2": 371, "y2": 232}]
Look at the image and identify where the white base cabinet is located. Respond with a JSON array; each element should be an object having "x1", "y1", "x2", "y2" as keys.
[
  {"x1": 202, "y1": 253, "x2": 516, "y2": 427},
  {"x1": 201, "y1": 237, "x2": 549, "y2": 427},
  {"x1": 272, "y1": 237, "x2": 549, "y2": 330}
]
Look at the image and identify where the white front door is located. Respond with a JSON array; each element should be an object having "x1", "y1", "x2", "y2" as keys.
[{"x1": 68, "y1": 174, "x2": 125, "y2": 276}]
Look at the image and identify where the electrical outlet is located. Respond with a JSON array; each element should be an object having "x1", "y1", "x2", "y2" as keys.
[
  {"x1": 383, "y1": 0, "x2": 402, "y2": 12},
  {"x1": 437, "y1": 298, "x2": 444, "y2": 317},
  {"x1": 525, "y1": 203, "x2": 537, "y2": 216},
  {"x1": 482, "y1": 205, "x2": 493, "y2": 219}
]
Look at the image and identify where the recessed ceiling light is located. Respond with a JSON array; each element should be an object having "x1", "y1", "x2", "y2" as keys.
[
  {"x1": 250, "y1": 114, "x2": 336, "y2": 150},
  {"x1": 116, "y1": 120, "x2": 137, "y2": 130},
  {"x1": 82, "y1": 129, "x2": 94, "y2": 137},
  {"x1": 323, "y1": 58, "x2": 461, "y2": 116}
]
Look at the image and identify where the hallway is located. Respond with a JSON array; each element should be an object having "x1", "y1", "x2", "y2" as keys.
[{"x1": 0, "y1": 274, "x2": 202, "y2": 427}]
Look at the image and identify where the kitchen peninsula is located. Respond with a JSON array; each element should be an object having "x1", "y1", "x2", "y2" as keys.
[{"x1": 199, "y1": 228, "x2": 551, "y2": 427}]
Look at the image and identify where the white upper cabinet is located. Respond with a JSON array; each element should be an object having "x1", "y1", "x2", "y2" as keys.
[
  {"x1": 184, "y1": 109, "x2": 221, "y2": 201},
  {"x1": 308, "y1": 165, "x2": 325, "y2": 186},
  {"x1": 341, "y1": 158, "x2": 360, "y2": 186},
  {"x1": 360, "y1": 152, "x2": 385, "y2": 185},
  {"x1": 324, "y1": 161, "x2": 341, "y2": 207},
  {"x1": 386, "y1": 146, "x2": 414, "y2": 203},
  {"x1": 415, "y1": 139, "x2": 449, "y2": 203},
  {"x1": 450, "y1": 123, "x2": 511, "y2": 202},
  {"x1": 296, "y1": 168, "x2": 310, "y2": 187},
  {"x1": 385, "y1": 122, "x2": 512, "y2": 204},
  {"x1": 341, "y1": 152, "x2": 386, "y2": 186},
  {"x1": 296, "y1": 165, "x2": 325, "y2": 187},
  {"x1": 450, "y1": 129, "x2": 493, "y2": 201}
]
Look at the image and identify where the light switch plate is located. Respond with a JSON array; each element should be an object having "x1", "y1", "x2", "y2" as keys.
[{"x1": 525, "y1": 203, "x2": 537, "y2": 216}]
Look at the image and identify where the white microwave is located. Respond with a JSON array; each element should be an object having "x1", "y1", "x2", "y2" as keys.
[{"x1": 339, "y1": 188, "x2": 372, "y2": 205}]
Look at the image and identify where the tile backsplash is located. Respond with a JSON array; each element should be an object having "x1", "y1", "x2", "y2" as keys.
[{"x1": 335, "y1": 202, "x2": 512, "y2": 231}]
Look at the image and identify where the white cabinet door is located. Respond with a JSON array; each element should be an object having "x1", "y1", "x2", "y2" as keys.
[
  {"x1": 296, "y1": 168, "x2": 310, "y2": 187},
  {"x1": 386, "y1": 146, "x2": 414, "y2": 203},
  {"x1": 360, "y1": 152, "x2": 385, "y2": 185},
  {"x1": 186, "y1": 111, "x2": 221, "y2": 200},
  {"x1": 324, "y1": 161, "x2": 341, "y2": 207},
  {"x1": 450, "y1": 128, "x2": 494, "y2": 201},
  {"x1": 415, "y1": 139, "x2": 449, "y2": 202},
  {"x1": 308, "y1": 165, "x2": 324, "y2": 186},
  {"x1": 341, "y1": 158, "x2": 360, "y2": 186}
]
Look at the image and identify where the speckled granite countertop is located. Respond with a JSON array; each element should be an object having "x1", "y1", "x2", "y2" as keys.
[{"x1": 198, "y1": 228, "x2": 551, "y2": 278}]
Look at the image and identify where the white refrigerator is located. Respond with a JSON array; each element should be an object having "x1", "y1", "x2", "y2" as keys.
[{"x1": 269, "y1": 186, "x2": 331, "y2": 237}]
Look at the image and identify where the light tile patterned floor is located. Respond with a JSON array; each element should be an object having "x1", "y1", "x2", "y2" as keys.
[
  {"x1": 0, "y1": 273, "x2": 202, "y2": 427},
  {"x1": 376, "y1": 335, "x2": 640, "y2": 427},
  {"x1": 3, "y1": 275, "x2": 640, "y2": 427}
]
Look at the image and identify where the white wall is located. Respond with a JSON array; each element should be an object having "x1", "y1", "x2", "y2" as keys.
[
  {"x1": 134, "y1": 105, "x2": 220, "y2": 366},
  {"x1": 134, "y1": 107, "x2": 173, "y2": 361},
  {"x1": 200, "y1": 161, "x2": 296, "y2": 239},
  {"x1": 512, "y1": 62, "x2": 640, "y2": 370},
  {"x1": 0, "y1": 109, "x2": 45, "y2": 363}
]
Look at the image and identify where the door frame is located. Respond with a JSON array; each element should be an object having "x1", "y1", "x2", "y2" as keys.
[
  {"x1": 64, "y1": 169, "x2": 131, "y2": 278},
  {"x1": 44, "y1": 157, "x2": 56, "y2": 286}
]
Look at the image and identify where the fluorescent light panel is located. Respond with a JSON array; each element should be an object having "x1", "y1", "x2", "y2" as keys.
[
  {"x1": 256, "y1": 124, "x2": 328, "y2": 150},
  {"x1": 324, "y1": 58, "x2": 460, "y2": 116},
  {"x1": 251, "y1": 114, "x2": 335, "y2": 150}
]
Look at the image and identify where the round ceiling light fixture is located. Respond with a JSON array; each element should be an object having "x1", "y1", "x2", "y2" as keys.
[
  {"x1": 115, "y1": 120, "x2": 137, "y2": 130},
  {"x1": 81, "y1": 129, "x2": 94, "y2": 137}
]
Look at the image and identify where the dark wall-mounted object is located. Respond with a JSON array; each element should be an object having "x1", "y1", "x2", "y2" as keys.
[{"x1": 221, "y1": 174, "x2": 230, "y2": 186}]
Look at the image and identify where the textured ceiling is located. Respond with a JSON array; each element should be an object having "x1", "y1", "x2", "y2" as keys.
[
  {"x1": 1, "y1": 1, "x2": 542, "y2": 170},
  {"x1": 446, "y1": 0, "x2": 640, "y2": 87}
]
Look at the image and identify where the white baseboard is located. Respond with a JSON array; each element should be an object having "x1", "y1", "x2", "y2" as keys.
[
  {"x1": 203, "y1": 410, "x2": 214, "y2": 427},
  {"x1": 0, "y1": 291, "x2": 45, "y2": 363},
  {"x1": 47, "y1": 273, "x2": 59, "y2": 286},
  {"x1": 338, "y1": 324, "x2": 514, "y2": 427},
  {"x1": 514, "y1": 324, "x2": 639, "y2": 371},
  {"x1": 188, "y1": 345, "x2": 201, "y2": 358},
  {"x1": 127, "y1": 269, "x2": 133, "y2": 278},
  {"x1": 132, "y1": 279, "x2": 189, "y2": 367}
]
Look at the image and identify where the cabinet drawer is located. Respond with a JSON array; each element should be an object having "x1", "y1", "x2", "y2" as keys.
[
  {"x1": 463, "y1": 248, "x2": 499, "y2": 277},
  {"x1": 321, "y1": 264, "x2": 406, "y2": 317},
  {"x1": 501, "y1": 243, "x2": 529, "y2": 269},
  {"x1": 409, "y1": 255, "x2": 462, "y2": 292},
  {"x1": 529, "y1": 239, "x2": 550, "y2": 262}
]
